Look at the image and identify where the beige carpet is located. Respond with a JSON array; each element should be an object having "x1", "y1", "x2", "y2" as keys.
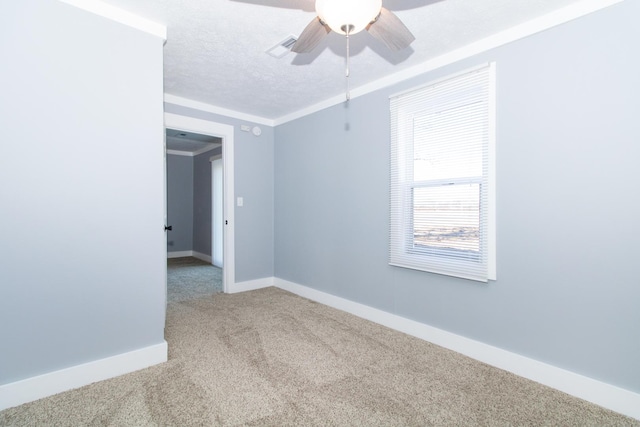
[
  {"x1": 167, "y1": 257, "x2": 223, "y2": 302},
  {"x1": 1, "y1": 287, "x2": 637, "y2": 426}
]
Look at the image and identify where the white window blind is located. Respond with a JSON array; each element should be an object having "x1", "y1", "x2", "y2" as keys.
[{"x1": 390, "y1": 64, "x2": 496, "y2": 282}]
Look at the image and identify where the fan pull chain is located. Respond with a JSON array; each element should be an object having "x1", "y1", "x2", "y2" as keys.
[{"x1": 342, "y1": 25, "x2": 354, "y2": 102}]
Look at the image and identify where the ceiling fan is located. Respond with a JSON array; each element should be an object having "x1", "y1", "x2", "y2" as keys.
[
  {"x1": 291, "y1": 0, "x2": 415, "y2": 53},
  {"x1": 286, "y1": 0, "x2": 416, "y2": 100}
]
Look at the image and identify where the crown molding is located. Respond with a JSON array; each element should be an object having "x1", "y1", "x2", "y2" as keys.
[
  {"x1": 166, "y1": 149, "x2": 192, "y2": 157},
  {"x1": 58, "y1": 0, "x2": 166, "y2": 40},
  {"x1": 162, "y1": 0, "x2": 622, "y2": 127},
  {"x1": 270, "y1": 0, "x2": 622, "y2": 125},
  {"x1": 164, "y1": 94, "x2": 274, "y2": 127},
  {"x1": 166, "y1": 143, "x2": 220, "y2": 157}
]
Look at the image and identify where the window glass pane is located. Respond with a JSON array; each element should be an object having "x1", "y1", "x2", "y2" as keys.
[
  {"x1": 413, "y1": 103, "x2": 484, "y2": 182},
  {"x1": 412, "y1": 184, "x2": 480, "y2": 257}
]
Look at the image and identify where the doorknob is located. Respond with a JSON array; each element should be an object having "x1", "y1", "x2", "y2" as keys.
[{"x1": 164, "y1": 225, "x2": 173, "y2": 231}]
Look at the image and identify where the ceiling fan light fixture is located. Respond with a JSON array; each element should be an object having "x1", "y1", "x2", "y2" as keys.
[{"x1": 315, "y1": 0, "x2": 382, "y2": 35}]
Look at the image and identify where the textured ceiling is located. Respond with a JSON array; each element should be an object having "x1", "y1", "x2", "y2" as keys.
[{"x1": 100, "y1": 0, "x2": 587, "y2": 121}]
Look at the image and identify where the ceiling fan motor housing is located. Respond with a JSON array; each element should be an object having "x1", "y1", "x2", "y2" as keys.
[{"x1": 315, "y1": 0, "x2": 382, "y2": 35}]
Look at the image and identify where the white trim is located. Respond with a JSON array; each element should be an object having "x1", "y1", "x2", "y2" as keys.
[
  {"x1": 487, "y1": 62, "x2": 497, "y2": 280},
  {"x1": 166, "y1": 149, "x2": 192, "y2": 157},
  {"x1": 227, "y1": 277, "x2": 273, "y2": 294},
  {"x1": 211, "y1": 158, "x2": 224, "y2": 269},
  {"x1": 388, "y1": 62, "x2": 491, "y2": 100},
  {"x1": 193, "y1": 144, "x2": 221, "y2": 156},
  {"x1": 192, "y1": 251, "x2": 212, "y2": 263},
  {"x1": 270, "y1": 278, "x2": 640, "y2": 421},
  {"x1": 167, "y1": 250, "x2": 193, "y2": 259},
  {"x1": 389, "y1": 63, "x2": 495, "y2": 282},
  {"x1": 157, "y1": 1, "x2": 622, "y2": 126},
  {"x1": 272, "y1": 0, "x2": 622, "y2": 125},
  {"x1": 63, "y1": 0, "x2": 621, "y2": 126},
  {"x1": 166, "y1": 144, "x2": 220, "y2": 158},
  {"x1": 0, "y1": 341, "x2": 167, "y2": 411},
  {"x1": 167, "y1": 251, "x2": 212, "y2": 263},
  {"x1": 273, "y1": 95, "x2": 348, "y2": 126},
  {"x1": 163, "y1": 113, "x2": 235, "y2": 293},
  {"x1": 164, "y1": 94, "x2": 274, "y2": 127},
  {"x1": 58, "y1": 0, "x2": 166, "y2": 40}
]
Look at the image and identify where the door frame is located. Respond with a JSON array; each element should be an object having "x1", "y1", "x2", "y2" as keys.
[
  {"x1": 164, "y1": 113, "x2": 235, "y2": 292},
  {"x1": 210, "y1": 155, "x2": 223, "y2": 268}
]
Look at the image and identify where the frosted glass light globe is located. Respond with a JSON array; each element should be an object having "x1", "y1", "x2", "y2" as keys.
[{"x1": 316, "y1": 0, "x2": 382, "y2": 35}]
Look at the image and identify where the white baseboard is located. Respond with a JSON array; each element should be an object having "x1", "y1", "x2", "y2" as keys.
[
  {"x1": 167, "y1": 250, "x2": 192, "y2": 258},
  {"x1": 227, "y1": 277, "x2": 273, "y2": 294},
  {"x1": 167, "y1": 251, "x2": 212, "y2": 263},
  {"x1": 272, "y1": 277, "x2": 640, "y2": 421},
  {"x1": 0, "y1": 341, "x2": 167, "y2": 411},
  {"x1": 192, "y1": 251, "x2": 212, "y2": 263},
  {"x1": 10, "y1": 278, "x2": 635, "y2": 418}
]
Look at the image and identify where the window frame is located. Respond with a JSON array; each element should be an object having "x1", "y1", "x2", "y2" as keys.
[{"x1": 389, "y1": 63, "x2": 496, "y2": 282}]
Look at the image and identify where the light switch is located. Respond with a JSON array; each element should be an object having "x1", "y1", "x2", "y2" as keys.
[{"x1": 237, "y1": 197, "x2": 244, "y2": 207}]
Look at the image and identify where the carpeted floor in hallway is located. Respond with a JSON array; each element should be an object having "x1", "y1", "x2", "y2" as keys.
[{"x1": 167, "y1": 256, "x2": 222, "y2": 303}]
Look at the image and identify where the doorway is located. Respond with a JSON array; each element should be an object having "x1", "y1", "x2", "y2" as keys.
[
  {"x1": 164, "y1": 113, "x2": 235, "y2": 293},
  {"x1": 166, "y1": 129, "x2": 220, "y2": 261}
]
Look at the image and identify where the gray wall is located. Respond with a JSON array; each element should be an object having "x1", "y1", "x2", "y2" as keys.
[
  {"x1": 164, "y1": 104, "x2": 275, "y2": 282},
  {"x1": 0, "y1": 1, "x2": 166, "y2": 384},
  {"x1": 166, "y1": 154, "x2": 194, "y2": 252},
  {"x1": 166, "y1": 146, "x2": 220, "y2": 257},
  {"x1": 274, "y1": 1, "x2": 640, "y2": 393}
]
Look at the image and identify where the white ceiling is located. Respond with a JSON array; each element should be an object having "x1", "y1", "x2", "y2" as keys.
[{"x1": 100, "y1": 0, "x2": 590, "y2": 122}]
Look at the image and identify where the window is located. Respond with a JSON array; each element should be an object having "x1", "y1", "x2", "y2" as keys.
[{"x1": 390, "y1": 64, "x2": 496, "y2": 282}]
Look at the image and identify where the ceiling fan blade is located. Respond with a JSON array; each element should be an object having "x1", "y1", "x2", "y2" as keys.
[
  {"x1": 291, "y1": 17, "x2": 331, "y2": 53},
  {"x1": 367, "y1": 7, "x2": 415, "y2": 51},
  {"x1": 228, "y1": 0, "x2": 315, "y2": 12}
]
